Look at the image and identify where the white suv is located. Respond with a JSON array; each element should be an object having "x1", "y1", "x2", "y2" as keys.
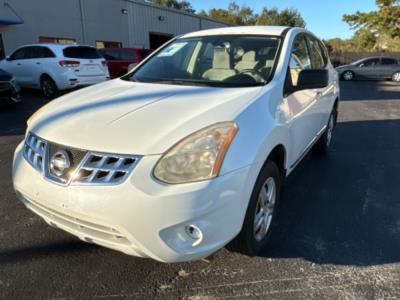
[
  {"x1": 13, "y1": 26, "x2": 339, "y2": 262},
  {"x1": 0, "y1": 44, "x2": 110, "y2": 98}
]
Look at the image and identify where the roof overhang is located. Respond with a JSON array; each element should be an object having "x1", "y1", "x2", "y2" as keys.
[{"x1": 0, "y1": 18, "x2": 23, "y2": 25}]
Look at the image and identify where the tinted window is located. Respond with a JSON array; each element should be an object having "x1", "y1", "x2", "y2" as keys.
[
  {"x1": 360, "y1": 58, "x2": 379, "y2": 67},
  {"x1": 10, "y1": 48, "x2": 27, "y2": 60},
  {"x1": 63, "y1": 46, "x2": 101, "y2": 59},
  {"x1": 381, "y1": 58, "x2": 398, "y2": 65},
  {"x1": 289, "y1": 35, "x2": 311, "y2": 86},
  {"x1": 40, "y1": 47, "x2": 56, "y2": 58},
  {"x1": 100, "y1": 49, "x2": 120, "y2": 61},
  {"x1": 119, "y1": 51, "x2": 136, "y2": 60},
  {"x1": 307, "y1": 36, "x2": 325, "y2": 69}
]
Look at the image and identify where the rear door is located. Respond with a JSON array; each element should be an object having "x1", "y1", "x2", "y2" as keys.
[
  {"x1": 376, "y1": 58, "x2": 399, "y2": 79},
  {"x1": 63, "y1": 46, "x2": 107, "y2": 78}
]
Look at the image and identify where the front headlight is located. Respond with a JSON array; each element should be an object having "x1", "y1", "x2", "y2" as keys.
[{"x1": 153, "y1": 122, "x2": 238, "y2": 184}]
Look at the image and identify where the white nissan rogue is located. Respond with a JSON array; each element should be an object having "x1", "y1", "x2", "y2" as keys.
[{"x1": 13, "y1": 26, "x2": 339, "y2": 263}]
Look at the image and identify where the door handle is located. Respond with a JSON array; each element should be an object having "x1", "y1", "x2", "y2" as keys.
[
  {"x1": 17, "y1": 63, "x2": 21, "y2": 66},
  {"x1": 36, "y1": 62, "x2": 41, "y2": 65}
]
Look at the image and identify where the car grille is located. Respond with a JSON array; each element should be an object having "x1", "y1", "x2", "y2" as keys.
[
  {"x1": 23, "y1": 133, "x2": 46, "y2": 172},
  {"x1": 23, "y1": 132, "x2": 141, "y2": 186}
]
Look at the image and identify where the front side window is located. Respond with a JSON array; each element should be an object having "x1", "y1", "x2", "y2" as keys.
[
  {"x1": 307, "y1": 36, "x2": 325, "y2": 69},
  {"x1": 359, "y1": 58, "x2": 379, "y2": 67},
  {"x1": 10, "y1": 48, "x2": 27, "y2": 60},
  {"x1": 288, "y1": 35, "x2": 311, "y2": 86},
  {"x1": 126, "y1": 35, "x2": 281, "y2": 87}
]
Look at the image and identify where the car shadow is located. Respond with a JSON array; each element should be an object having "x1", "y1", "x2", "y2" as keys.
[
  {"x1": 261, "y1": 119, "x2": 400, "y2": 266},
  {"x1": 340, "y1": 81, "x2": 400, "y2": 101}
]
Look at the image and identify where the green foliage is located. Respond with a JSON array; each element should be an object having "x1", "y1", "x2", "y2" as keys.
[
  {"x1": 327, "y1": 0, "x2": 400, "y2": 52},
  {"x1": 150, "y1": 0, "x2": 195, "y2": 13},
  {"x1": 200, "y1": 1, "x2": 306, "y2": 27},
  {"x1": 343, "y1": 0, "x2": 400, "y2": 39},
  {"x1": 257, "y1": 7, "x2": 306, "y2": 27}
]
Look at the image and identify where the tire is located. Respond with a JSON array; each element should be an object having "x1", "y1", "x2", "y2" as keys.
[
  {"x1": 392, "y1": 72, "x2": 400, "y2": 82},
  {"x1": 342, "y1": 71, "x2": 354, "y2": 81},
  {"x1": 229, "y1": 160, "x2": 281, "y2": 256},
  {"x1": 41, "y1": 76, "x2": 58, "y2": 99},
  {"x1": 314, "y1": 107, "x2": 337, "y2": 154}
]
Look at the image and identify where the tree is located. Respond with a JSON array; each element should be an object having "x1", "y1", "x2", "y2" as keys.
[
  {"x1": 200, "y1": 1, "x2": 306, "y2": 27},
  {"x1": 257, "y1": 7, "x2": 306, "y2": 27},
  {"x1": 150, "y1": 0, "x2": 195, "y2": 13},
  {"x1": 200, "y1": 2, "x2": 256, "y2": 25},
  {"x1": 343, "y1": 0, "x2": 400, "y2": 38}
]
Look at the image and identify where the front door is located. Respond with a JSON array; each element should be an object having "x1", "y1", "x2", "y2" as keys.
[
  {"x1": 356, "y1": 58, "x2": 380, "y2": 79},
  {"x1": 284, "y1": 34, "x2": 322, "y2": 167}
]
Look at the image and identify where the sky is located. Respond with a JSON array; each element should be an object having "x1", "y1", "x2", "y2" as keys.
[{"x1": 191, "y1": 0, "x2": 378, "y2": 39}]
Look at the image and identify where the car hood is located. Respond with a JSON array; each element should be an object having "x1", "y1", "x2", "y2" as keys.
[{"x1": 28, "y1": 79, "x2": 262, "y2": 155}]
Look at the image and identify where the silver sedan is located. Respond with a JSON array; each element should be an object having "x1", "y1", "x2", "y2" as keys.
[{"x1": 337, "y1": 57, "x2": 400, "y2": 82}]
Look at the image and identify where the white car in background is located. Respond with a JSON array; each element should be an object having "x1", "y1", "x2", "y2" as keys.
[
  {"x1": 13, "y1": 26, "x2": 339, "y2": 263},
  {"x1": 0, "y1": 44, "x2": 110, "y2": 98}
]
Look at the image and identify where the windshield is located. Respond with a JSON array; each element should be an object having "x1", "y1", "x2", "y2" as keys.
[{"x1": 125, "y1": 35, "x2": 281, "y2": 87}]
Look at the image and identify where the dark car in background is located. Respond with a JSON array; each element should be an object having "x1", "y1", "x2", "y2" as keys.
[
  {"x1": 98, "y1": 48, "x2": 153, "y2": 78},
  {"x1": 0, "y1": 69, "x2": 21, "y2": 107},
  {"x1": 337, "y1": 56, "x2": 400, "y2": 82}
]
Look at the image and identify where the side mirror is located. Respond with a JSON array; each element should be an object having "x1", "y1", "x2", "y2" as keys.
[
  {"x1": 359, "y1": 63, "x2": 364, "y2": 68},
  {"x1": 5, "y1": 56, "x2": 11, "y2": 61},
  {"x1": 295, "y1": 69, "x2": 328, "y2": 92}
]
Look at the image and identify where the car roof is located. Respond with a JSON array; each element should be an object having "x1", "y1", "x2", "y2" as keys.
[
  {"x1": 181, "y1": 26, "x2": 291, "y2": 38},
  {"x1": 16, "y1": 43, "x2": 95, "y2": 49}
]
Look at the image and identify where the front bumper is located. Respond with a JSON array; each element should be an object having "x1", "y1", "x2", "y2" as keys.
[
  {"x1": 13, "y1": 142, "x2": 252, "y2": 262},
  {"x1": 0, "y1": 84, "x2": 21, "y2": 106}
]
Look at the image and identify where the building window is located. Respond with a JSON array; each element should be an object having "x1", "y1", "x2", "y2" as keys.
[
  {"x1": 39, "y1": 36, "x2": 76, "y2": 44},
  {"x1": 96, "y1": 41, "x2": 122, "y2": 49}
]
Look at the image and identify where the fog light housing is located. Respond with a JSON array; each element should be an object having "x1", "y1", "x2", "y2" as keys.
[{"x1": 185, "y1": 225, "x2": 203, "y2": 246}]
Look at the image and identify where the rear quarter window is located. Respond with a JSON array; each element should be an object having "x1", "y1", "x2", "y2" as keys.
[{"x1": 63, "y1": 46, "x2": 101, "y2": 59}]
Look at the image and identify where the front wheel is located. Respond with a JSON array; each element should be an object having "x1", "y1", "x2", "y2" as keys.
[
  {"x1": 41, "y1": 76, "x2": 58, "y2": 99},
  {"x1": 229, "y1": 160, "x2": 281, "y2": 256},
  {"x1": 392, "y1": 72, "x2": 400, "y2": 82},
  {"x1": 342, "y1": 71, "x2": 354, "y2": 81}
]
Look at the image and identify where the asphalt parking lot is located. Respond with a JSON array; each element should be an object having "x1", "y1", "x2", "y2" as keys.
[{"x1": 1, "y1": 81, "x2": 400, "y2": 299}]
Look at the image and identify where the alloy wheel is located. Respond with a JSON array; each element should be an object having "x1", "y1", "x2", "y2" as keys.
[
  {"x1": 392, "y1": 72, "x2": 400, "y2": 82},
  {"x1": 253, "y1": 177, "x2": 276, "y2": 242},
  {"x1": 343, "y1": 71, "x2": 354, "y2": 81}
]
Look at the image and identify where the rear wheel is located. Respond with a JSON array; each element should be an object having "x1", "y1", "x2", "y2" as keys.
[
  {"x1": 314, "y1": 108, "x2": 337, "y2": 154},
  {"x1": 342, "y1": 71, "x2": 354, "y2": 81},
  {"x1": 41, "y1": 76, "x2": 58, "y2": 99},
  {"x1": 229, "y1": 160, "x2": 281, "y2": 256},
  {"x1": 392, "y1": 72, "x2": 400, "y2": 82}
]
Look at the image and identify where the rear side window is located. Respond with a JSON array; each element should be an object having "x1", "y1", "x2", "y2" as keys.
[
  {"x1": 119, "y1": 51, "x2": 136, "y2": 60},
  {"x1": 381, "y1": 58, "x2": 398, "y2": 65},
  {"x1": 63, "y1": 46, "x2": 101, "y2": 59},
  {"x1": 40, "y1": 47, "x2": 56, "y2": 58},
  {"x1": 100, "y1": 49, "x2": 120, "y2": 61}
]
